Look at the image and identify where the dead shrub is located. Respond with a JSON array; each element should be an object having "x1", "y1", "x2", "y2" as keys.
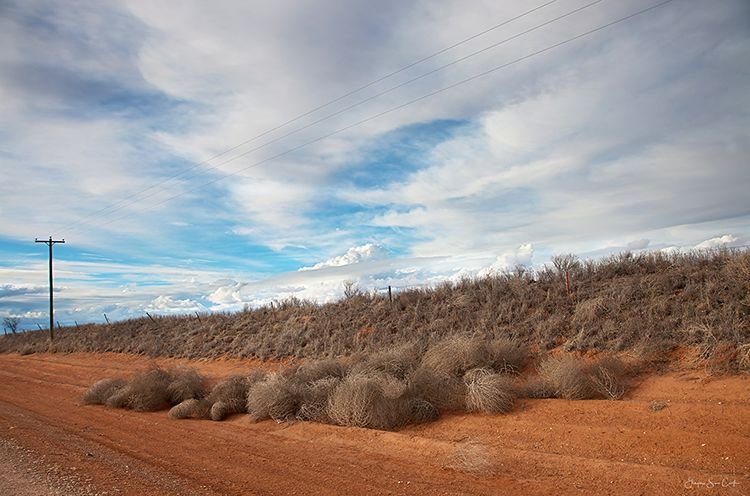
[
  {"x1": 294, "y1": 359, "x2": 348, "y2": 383},
  {"x1": 421, "y1": 336, "x2": 490, "y2": 378},
  {"x1": 515, "y1": 377, "x2": 556, "y2": 399},
  {"x1": 407, "y1": 367, "x2": 466, "y2": 411},
  {"x1": 487, "y1": 338, "x2": 528, "y2": 374},
  {"x1": 447, "y1": 440, "x2": 493, "y2": 474},
  {"x1": 247, "y1": 373, "x2": 301, "y2": 422},
  {"x1": 464, "y1": 369, "x2": 515, "y2": 414},
  {"x1": 406, "y1": 398, "x2": 440, "y2": 424},
  {"x1": 537, "y1": 355, "x2": 594, "y2": 400},
  {"x1": 296, "y1": 376, "x2": 341, "y2": 422},
  {"x1": 588, "y1": 357, "x2": 627, "y2": 400},
  {"x1": 83, "y1": 378, "x2": 127, "y2": 405},
  {"x1": 327, "y1": 373, "x2": 410, "y2": 430},
  {"x1": 124, "y1": 366, "x2": 174, "y2": 411},
  {"x1": 169, "y1": 398, "x2": 205, "y2": 419},
  {"x1": 649, "y1": 400, "x2": 668, "y2": 412},
  {"x1": 167, "y1": 367, "x2": 206, "y2": 404},
  {"x1": 350, "y1": 344, "x2": 422, "y2": 379}
]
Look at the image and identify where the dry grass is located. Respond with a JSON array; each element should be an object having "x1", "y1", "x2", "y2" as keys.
[
  {"x1": 167, "y1": 367, "x2": 206, "y2": 404},
  {"x1": 407, "y1": 367, "x2": 466, "y2": 411},
  {"x1": 5, "y1": 249, "x2": 747, "y2": 372},
  {"x1": 84, "y1": 366, "x2": 206, "y2": 412},
  {"x1": 447, "y1": 441, "x2": 494, "y2": 474},
  {"x1": 327, "y1": 373, "x2": 411, "y2": 430},
  {"x1": 464, "y1": 368, "x2": 515, "y2": 414},
  {"x1": 82, "y1": 378, "x2": 127, "y2": 405},
  {"x1": 169, "y1": 398, "x2": 204, "y2": 419},
  {"x1": 246, "y1": 373, "x2": 302, "y2": 422},
  {"x1": 537, "y1": 355, "x2": 595, "y2": 400},
  {"x1": 421, "y1": 336, "x2": 490, "y2": 378}
]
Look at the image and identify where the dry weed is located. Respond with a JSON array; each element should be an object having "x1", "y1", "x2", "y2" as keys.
[
  {"x1": 421, "y1": 336, "x2": 490, "y2": 378},
  {"x1": 447, "y1": 441, "x2": 494, "y2": 474},
  {"x1": 247, "y1": 373, "x2": 301, "y2": 422},
  {"x1": 327, "y1": 373, "x2": 409, "y2": 430},
  {"x1": 537, "y1": 355, "x2": 594, "y2": 400},
  {"x1": 588, "y1": 357, "x2": 627, "y2": 400},
  {"x1": 82, "y1": 378, "x2": 127, "y2": 405},
  {"x1": 464, "y1": 368, "x2": 515, "y2": 414}
]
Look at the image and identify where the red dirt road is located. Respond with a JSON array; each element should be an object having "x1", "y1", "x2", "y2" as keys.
[{"x1": 0, "y1": 353, "x2": 747, "y2": 495}]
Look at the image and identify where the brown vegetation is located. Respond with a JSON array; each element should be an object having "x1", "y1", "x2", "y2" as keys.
[{"x1": 2, "y1": 250, "x2": 748, "y2": 374}]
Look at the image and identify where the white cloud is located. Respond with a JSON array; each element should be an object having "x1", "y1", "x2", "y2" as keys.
[
  {"x1": 479, "y1": 243, "x2": 535, "y2": 276},
  {"x1": 146, "y1": 295, "x2": 206, "y2": 314},
  {"x1": 694, "y1": 235, "x2": 739, "y2": 251},
  {"x1": 299, "y1": 243, "x2": 388, "y2": 271}
]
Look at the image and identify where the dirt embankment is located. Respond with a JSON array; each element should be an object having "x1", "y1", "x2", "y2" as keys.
[{"x1": 0, "y1": 353, "x2": 748, "y2": 495}]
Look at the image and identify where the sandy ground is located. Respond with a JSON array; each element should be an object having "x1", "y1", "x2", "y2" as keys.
[{"x1": 0, "y1": 353, "x2": 747, "y2": 496}]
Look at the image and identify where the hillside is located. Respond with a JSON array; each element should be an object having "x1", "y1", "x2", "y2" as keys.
[{"x1": 2, "y1": 249, "x2": 749, "y2": 371}]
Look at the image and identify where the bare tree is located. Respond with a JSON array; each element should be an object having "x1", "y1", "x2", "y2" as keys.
[
  {"x1": 343, "y1": 280, "x2": 363, "y2": 299},
  {"x1": 551, "y1": 254, "x2": 580, "y2": 275},
  {"x1": 3, "y1": 317, "x2": 20, "y2": 335}
]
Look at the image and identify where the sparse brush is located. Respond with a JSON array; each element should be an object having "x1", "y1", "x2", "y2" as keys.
[
  {"x1": 294, "y1": 359, "x2": 348, "y2": 383},
  {"x1": 406, "y1": 398, "x2": 440, "y2": 424},
  {"x1": 246, "y1": 373, "x2": 301, "y2": 422},
  {"x1": 210, "y1": 401, "x2": 236, "y2": 421},
  {"x1": 83, "y1": 378, "x2": 127, "y2": 405},
  {"x1": 167, "y1": 367, "x2": 206, "y2": 404},
  {"x1": 327, "y1": 373, "x2": 410, "y2": 430},
  {"x1": 537, "y1": 355, "x2": 594, "y2": 400},
  {"x1": 169, "y1": 398, "x2": 203, "y2": 419},
  {"x1": 447, "y1": 441, "x2": 493, "y2": 474},
  {"x1": 407, "y1": 367, "x2": 466, "y2": 411},
  {"x1": 588, "y1": 357, "x2": 627, "y2": 400},
  {"x1": 649, "y1": 400, "x2": 668, "y2": 412},
  {"x1": 105, "y1": 387, "x2": 131, "y2": 408},
  {"x1": 421, "y1": 336, "x2": 491, "y2": 378},
  {"x1": 515, "y1": 377, "x2": 556, "y2": 399},
  {"x1": 204, "y1": 371, "x2": 266, "y2": 420},
  {"x1": 350, "y1": 344, "x2": 423, "y2": 379},
  {"x1": 487, "y1": 338, "x2": 528, "y2": 375},
  {"x1": 124, "y1": 366, "x2": 175, "y2": 411},
  {"x1": 464, "y1": 368, "x2": 515, "y2": 414},
  {"x1": 297, "y1": 376, "x2": 341, "y2": 422}
]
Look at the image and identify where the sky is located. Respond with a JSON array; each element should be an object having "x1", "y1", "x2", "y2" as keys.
[{"x1": 1, "y1": 0, "x2": 748, "y2": 330}]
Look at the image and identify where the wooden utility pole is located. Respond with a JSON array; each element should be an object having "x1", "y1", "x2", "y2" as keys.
[{"x1": 35, "y1": 236, "x2": 65, "y2": 341}]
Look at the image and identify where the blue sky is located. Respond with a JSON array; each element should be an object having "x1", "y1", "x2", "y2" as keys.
[{"x1": 1, "y1": 0, "x2": 749, "y2": 330}]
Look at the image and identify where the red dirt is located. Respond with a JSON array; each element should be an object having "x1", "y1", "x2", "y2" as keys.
[{"x1": 0, "y1": 353, "x2": 747, "y2": 495}]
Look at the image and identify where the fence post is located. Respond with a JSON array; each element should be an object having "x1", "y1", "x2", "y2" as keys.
[
  {"x1": 103, "y1": 313, "x2": 110, "y2": 324},
  {"x1": 145, "y1": 312, "x2": 156, "y2": 323},
  {"x1": 388, "y1": 285, "x2": 393, "y2": 305}
]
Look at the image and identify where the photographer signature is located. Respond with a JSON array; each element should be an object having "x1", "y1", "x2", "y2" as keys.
[{"x1": 684, "y1": 478, "x2": 740, "y2": 490}]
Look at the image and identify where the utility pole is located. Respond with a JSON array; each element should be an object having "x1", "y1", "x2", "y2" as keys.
[{"x1": 35, "y1": 236, "x2": 64, "y2": 341}]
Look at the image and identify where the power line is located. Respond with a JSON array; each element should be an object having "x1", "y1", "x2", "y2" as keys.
[
  {"x1": 77, "y1": 0, "x2": 677, "y2": 234},
  {"x1": 59, "y1": 0, "x2": 603, "y2": 235},
  {"x1": 52, "y1": 0, "x2": 562, "y2": 237}
]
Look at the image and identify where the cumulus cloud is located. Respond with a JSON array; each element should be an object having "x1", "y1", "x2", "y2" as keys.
[
  {"x1": 479, "y1": 244, "x2": 535, "y2": 276},
  {"x1": 299, "y1": 243, "x2": 389, "y2": 271},
  {"x1": 693, "y1": 235, "x2": 740, "y2": 251},
  {"x1": 146, "y1": 295, "x2": 206, "y2": 314}
]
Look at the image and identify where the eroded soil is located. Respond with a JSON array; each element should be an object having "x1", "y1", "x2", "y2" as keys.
[{"x1": 0, "y1": 353, "x2": 747, "y2": 495}]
